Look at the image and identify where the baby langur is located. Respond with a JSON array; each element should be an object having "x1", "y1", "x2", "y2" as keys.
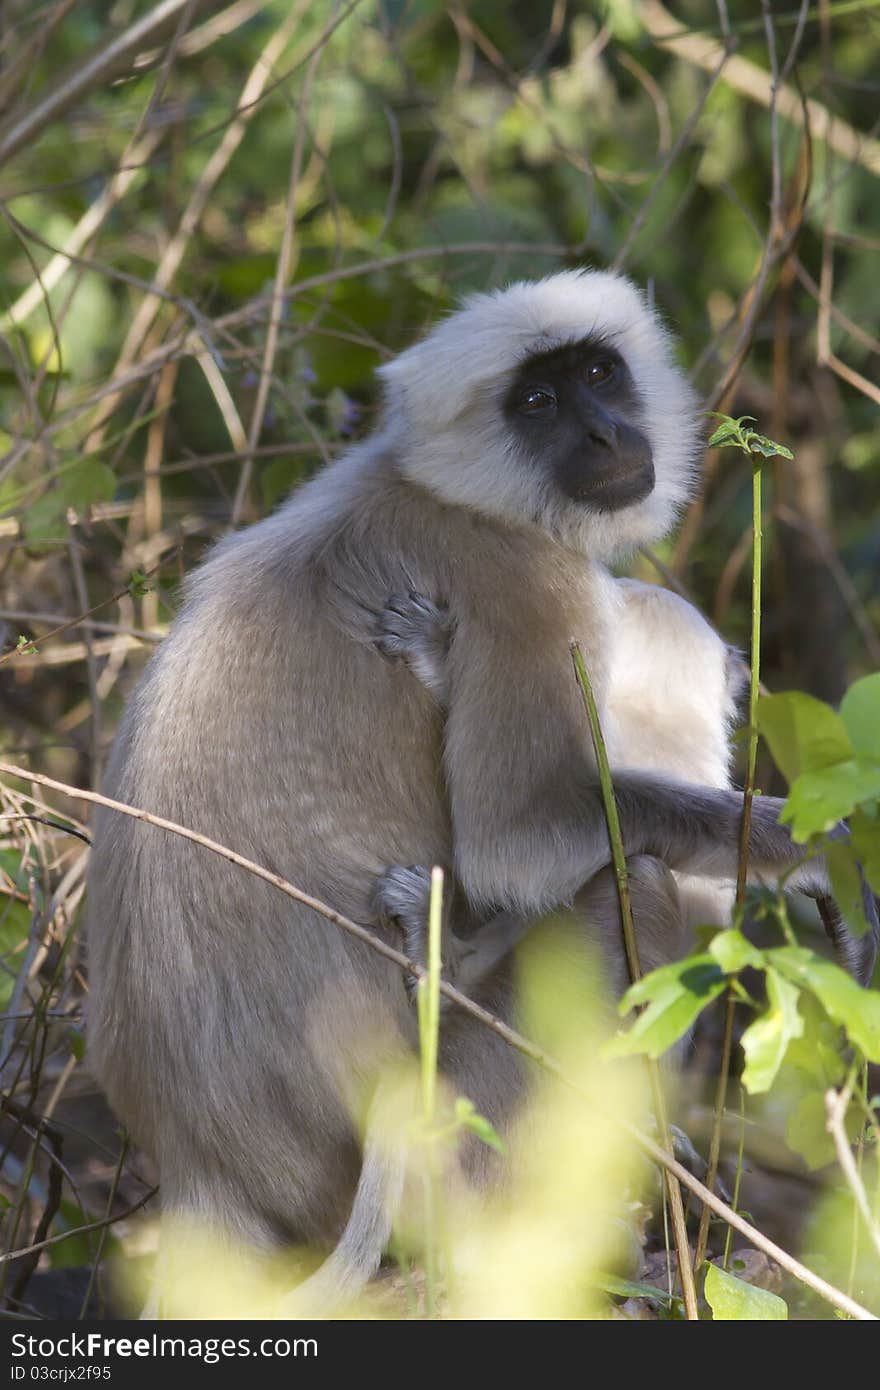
[
  {"x1": 372, "y1": 580, "x2": 744, "y2": 999},
  {"x1": 374, "y1": 585, "x2": 874, "y2": 996}
]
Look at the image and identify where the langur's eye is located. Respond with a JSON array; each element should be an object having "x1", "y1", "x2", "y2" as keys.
[
  {"x1": 517, "y1": 387, "x2": 556, "y2": 414},
  {"x1": 586, "y1": 359, "x2": 615, "y2": 386}
]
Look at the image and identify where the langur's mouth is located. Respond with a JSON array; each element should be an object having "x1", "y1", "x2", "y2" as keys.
[{"x1": 560, "y1": 457, "x2": 656, "y2": 511}]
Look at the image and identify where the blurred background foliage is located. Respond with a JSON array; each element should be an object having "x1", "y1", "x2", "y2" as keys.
[
  {"x1": 1, "y1": 0, "x2": 878, "y2": 775},
  {"x1": 0, "y1": 0, "x2": 877, "y2": 1318}
]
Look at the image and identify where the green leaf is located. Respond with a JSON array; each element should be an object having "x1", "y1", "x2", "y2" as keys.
[
  {"x1": 757, "y1": 692, "x2": 853, "y2": 783},
  {"x1": 826, "y1": 838, "x2": 870, "y2": 937},
  {"x1": 786, "y1": 1091, "x2": 834, "y2": 1169},
  {"x1": 61, "y1": 460, "x2": 116, "y2": 512},
  {"x1": 127, "y1": 569, "x2": 153, "y2": 599},
  {"x1": 704, "y1": 1262, "x2": 788, "y2": 1320},
  {"x1": 851, "y1": 807, "x2": 880, "y2": 897},
  {"x1": 784, "y1": 1090, "x2": 863, "y2": 1171},
  {"x1": 740, "y1": 968, "x2": 804, "y2": 1094},
  {"x1": 840, "y1": 673, "x2": 880, "y2": 764},
  {"x1": 707, "y1": 421, "x2": 743, "y2": 448},
  {"x1": 21, "y1": 488, "x2": 69, "y2": 545},
  {"x1": 781, "y1": 761, "x2": 880, "y2": 841},
  {"x1": 747, "y1": 434, "x2": 793, "y2": 459},
  {"x1": 453, "y1": 1097, "x2": 506, "y2": 1154},
  {"x1": 602, "y1": 956, "x2": 726, "y2": 1060},
  {"x1": 769, "y1": 946, "x2": 880, "y2": 1061},
  {"x1": 709, "y1": 928, "x2": 765, "y2": 974},
  {"x1": 598, "y1": 1275, "x2": 675, "y2": 1308},
  {"x1": 784, "y1": 993, "x2": 846, "y2": 1087}
]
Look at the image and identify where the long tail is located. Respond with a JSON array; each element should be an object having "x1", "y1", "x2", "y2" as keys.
[
  {"x1": 818, "y1": 894, "x2": 878, "y2": 985},
  {"x1": 286, "y1": 1086, "x2": 409, "y2": 1315}
]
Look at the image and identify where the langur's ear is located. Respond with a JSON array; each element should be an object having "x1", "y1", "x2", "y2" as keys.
[{"x1": 378, "y1": 328, "x2": 510, "y2": 435}]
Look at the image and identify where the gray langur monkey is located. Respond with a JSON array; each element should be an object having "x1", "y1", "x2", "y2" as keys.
[{"x1": 85, "y1": 270, "x2": 877, "y2": 1312}]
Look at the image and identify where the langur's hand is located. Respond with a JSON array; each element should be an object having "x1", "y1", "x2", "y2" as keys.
[{"x1": 372, "y1": 591, "x2": 452, "y2": 706}]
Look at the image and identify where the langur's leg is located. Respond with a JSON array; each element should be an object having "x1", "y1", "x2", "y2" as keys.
[
  {"x1": 373, "y1": 855, "x2": 687, "y2": 1007},
  {"x1": 569, "y1": 854, "x2": 689, "y2": 996}
]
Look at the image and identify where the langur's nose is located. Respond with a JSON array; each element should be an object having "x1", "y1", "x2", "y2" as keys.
[{"x1": 580, "y1": 400, "x2": 618, "y2": 449}]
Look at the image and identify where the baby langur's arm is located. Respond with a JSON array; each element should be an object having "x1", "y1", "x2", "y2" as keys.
[
  {"x1": 373, "y1": 592, "x2": 452, "y2": 707},
  {"x1": 373, "y1": 865, "x2": 529, "y2": 1005},
  {"x1": 373, "y1": 596, "x2": 527, "y2": 1002}
]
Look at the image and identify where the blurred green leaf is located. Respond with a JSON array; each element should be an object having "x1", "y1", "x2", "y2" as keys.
[
  {"x1": 599, "y1": 1275, "x2": 676, "y2": 1308},
  {"x1": 786, "y1": 1091, "x2": 835, "y2": 1170},
  {"x1": 61, "y1": 459, "x2": 116, "y2": 512},
  {"x1": 454, "y1": 1096, "x2": 506, "y2": 1154},
  {"x1": 704, "y1": 1262, "x2": 788, "y2": 1320},
  {"x1": 740, "y1": 968, "x2": 803, "y2": 1094},
  {"x1": 851, "y1": 807, "x2": 880, "y2": 896},
  {"x1": 708, "y1": 928, "x2": 764, "y2": 974},
  {"x1": 127, "y1": 569, "x2": 153, "y2": 599},
  {"x1": 785, "y1": 993, "x2": 846, "y2": 1087},
  {"x1": 840, "y1": 673, "x2": 880, "y2": 763},
  {"x1": 20, "y1": 488, "x2": 68, "y2": 545},
  {"x1": 769, "y1": 946, "x2": 880, "y2": 1061},
  {"x1": 826, "y1": 838, "x2": 870, "y2": 937},
  {"x1": 785, "y1": 1088, "x2": 860, "y2": 1171}
]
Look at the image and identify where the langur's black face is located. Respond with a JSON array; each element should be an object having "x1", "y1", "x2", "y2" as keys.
[{"x1": 503, "y1": 338, "x2": 655, "y2": 511}]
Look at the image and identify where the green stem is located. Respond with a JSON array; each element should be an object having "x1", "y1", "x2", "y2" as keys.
[
  {"x1": 571, "y1": 643, "x2": 640, "y2": 983},
  {"x1": 417, "y1": 865, "x2": 445, "y2": 1318},
  {"x1": 722, "y1": 1085, "x2": 747, "y2": 1270},
  {"x1": 571, "y1": 643, "x2": 699, "y2": 1322},
  {"x1": 737, "y1": 459, "x2": 763, "y2": 904},
  {"x1": 695, "y1": 457, "x2": 764, "y2": 1275},
  {"x1": 419, "y1": 867, "x2": 444, "y2": 1119}
]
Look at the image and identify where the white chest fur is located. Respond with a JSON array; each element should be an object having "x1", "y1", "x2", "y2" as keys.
[{"x1": 601, "y1": 576, "x2": 739, "y2": 932}]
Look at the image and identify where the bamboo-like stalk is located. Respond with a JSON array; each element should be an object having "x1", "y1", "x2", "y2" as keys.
[
  {"x1": 571, "y1": 643, "x2": 700, "y2": 1322},
  {"x1": 416, "y1": 866, "x2": 445, "y2": 1319},
  {"x1": 694, "y1": 458, "x2": 764, "y2": 1275}
]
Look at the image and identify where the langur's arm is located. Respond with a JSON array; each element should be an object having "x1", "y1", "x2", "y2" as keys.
[{"x1": 444, "y1": 612, "x2": 844, "y2": 907}]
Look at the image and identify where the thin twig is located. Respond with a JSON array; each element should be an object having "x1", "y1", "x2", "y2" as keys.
[
  {"x1": 826, "y1": 1078, "x2": 880, "y2": 1262},
  {"x1": 0, "y1": 0, "x2": 203, "y2": 166},
  {"x1": 231, "y1": 0, "x2": 322, "y2": 525}
]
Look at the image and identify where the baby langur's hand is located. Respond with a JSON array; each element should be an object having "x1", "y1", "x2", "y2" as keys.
[
  {"x1": 373, "y1": 591, "x2": 452, "y2": 707},
  {"x1": 373, "y1": 863, "x2": 532, "y2": 1007},
  {"x1": 372, "y1": 863, "x2": 440, "y2": 1000}
]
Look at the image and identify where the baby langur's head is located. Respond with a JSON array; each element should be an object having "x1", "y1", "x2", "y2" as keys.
[{"x1": 378, "y1": 270, "x2": 701, "y2": 558}]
